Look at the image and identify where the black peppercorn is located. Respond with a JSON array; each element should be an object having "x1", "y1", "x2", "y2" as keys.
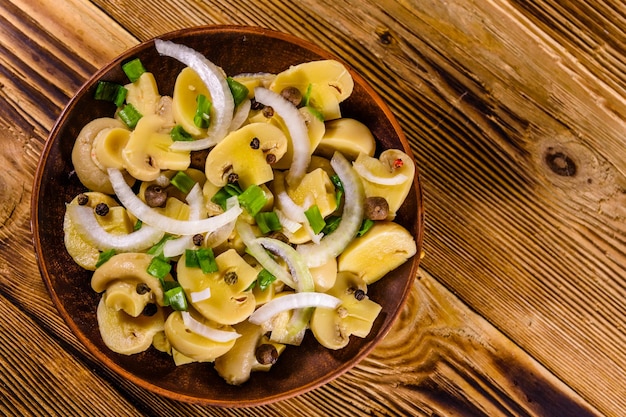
[
  {"x1": 77, "y1": 193, "x2": 89, "y2": 205},
  {"x1": 224, "y1": 271, "x2": 238, "y2": 285},
  {"x1": 255, "y1": 344, "x2": 278, "y2": 365},
  {"x1": 280, "y1": 86, "x2": 302, "y2": 107},
  {"x1": 250, "y1": 137, "x2": 260, "y2": 149},
  {"x1": 136, "y1": 283, "x2": 151, "y2": 295},
  {"x1": 94, "y1": 203, "x2": 109, "y2": 216},
  {"x1": 142, "y1": 303, "x2": 158, "y2": 317},
  {"x1": 227, "y1": 172, "x2": 239, "y2": 184},
  {"x1": 354, "y1": 289, "x2": 366, "y2": 301},
  {"x1": 193, "y1": 233, "x2": 204, "y2": 246},
  {"x1": 266, "y1": 153, "x2": 277, "y2": 164},
  {"x1": 144, "y1": 185, "x2": 167, "y2": 208},
  {"x1": 262, "y1": 106, "x2": 274, "y2": 118}
]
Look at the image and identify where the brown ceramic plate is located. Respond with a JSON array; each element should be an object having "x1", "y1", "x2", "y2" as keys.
[{"x1": 31, "y1": 25, "x2": 424, "y2": 406}]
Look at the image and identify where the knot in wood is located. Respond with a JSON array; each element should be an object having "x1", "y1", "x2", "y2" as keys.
[
  {"x1": 544, "y1": 149, "x2": 577, "y2": 177},
  {"x1": 375, "y1": 27, "x2": 394, "y2": 45}
]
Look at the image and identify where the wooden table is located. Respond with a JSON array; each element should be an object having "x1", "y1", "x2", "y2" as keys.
[{"x1": 1, "y1": 0, "x2": 624, "y2": 415}]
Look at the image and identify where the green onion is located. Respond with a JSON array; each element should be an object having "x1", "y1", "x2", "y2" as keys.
[
  {"x1": 147, "y1": 256, "x2": 172, "y2": 279},
  {"x1": 133, "y1": 219, "x2": 143, "y2": 231},
  {"x1": 211, "y1": 183, "x2": 243, "y2": 211},
  {"x1": 163, "y1": 285, "x2": 188, "y2": 311},
  {"x1": 170, "y1": 125, "x2": 193, "y2": 142},
  {"x1": 304, "y1": 205, "x2": 326, "y2": 234},
  {"x1": 194, "y1": 94, "x2": 212, "y2": 129},
  {"x1": 118, "y1": 103, "x2": 143, "y2": 129},
  {"x1": 185, "y1": 249, "x2": 200, "y2": 268},
  {"x1": 256, "y1": 269, "x2": 277, "y2": 291},
  {"x1": 238, "y1": 184, "x2": 267, "y2": 217},
  {"x1": 95, "y1": 249, "x2": 116, "y2": 268},
  {"x1": 358, "y1": 218, "x2": 375, "y2": 236},
  {"x1": 227, "y1": 77, "x2": 249, "y2": 107},
  {"x1": 321, "y1": 215, "x2": 341, "y2": 235},
  {"x1": 94, "y1": 81, "x2": 127, "y2": 107},
  {"x1": 122, "y1": 58, "x2": 146, "y2": 83},
  {"x1": 196, "y1": 247, "x2": 218, "y2": 274},
  {"x1": 306, "y1": 106, "x2": 324, "y2": 121},
  {"x1": 170, "y1": 171, "x2": 196, "y2": 194},
  {"x1": 302, "y1": 83, "x2": 313, "y2": 107},
  {"x1": 255, "y1": 211, "x2": 282, "y2": 234},
  {"x1": 331, "y1": 174, "x2": 344, "y2": 208},
  {"x1": 147, "y1": 235, "x2": 174, "y2": 257}
]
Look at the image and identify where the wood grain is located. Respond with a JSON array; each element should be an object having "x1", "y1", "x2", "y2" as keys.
[{"x1": 0, "y1": 0, "x2": 623, "y2": 415}]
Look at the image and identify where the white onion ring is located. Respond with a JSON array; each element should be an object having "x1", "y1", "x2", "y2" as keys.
[
  {"x1": 154, "y1": 39, "x2": 234, "y2": 151},
  {"x1": 190, "y1": 287, "x2": 212, "y2": 303},
  {"x1": 181, "y1": 311, "x2": 240, "y2": 342},
  {"x1": 297, "y1": 152, "x2": 365, "y2": 267},
  {"x1": 254, "y1": 87, "x2": 310, "y2": 185},
  {"x1": 353, "y1": 162, "x2": 409, "y2": 185},
  {"x1": 248, "y1": 292, "x2": 341, "y2": 325},
  {"x1": 108, "y1": 168, "x2": 242, "y2": 236},
  {"x1": 162, "y1": 184, "x2": 205, "y2": 258},
  {"x1": 66, "y1": 205, "x2": 164, "y2": 252}
]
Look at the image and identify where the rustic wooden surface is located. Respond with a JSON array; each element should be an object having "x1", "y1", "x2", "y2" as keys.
[{"x1": 1, "y1": 0, "x2": 624, "y2": 415}]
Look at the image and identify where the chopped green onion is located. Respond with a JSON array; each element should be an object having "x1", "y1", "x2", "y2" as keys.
[
  {"x1": 238, "y1": 184, "x2": 267, "y2": 217},
  {"x1": 170, "y1": 171, "x2": 196, "y2": 194},
  {"x1": 163, "y1": 285, "x2": 188, "y2": 311},
  {"x1": 211, "y1": 183, "x2": 243, "y2": 211},
  {"x1": 95, "y1": 249, "x2": 116, "y2": 268},
  {"x1": 321, "y1": 215, "x2": 341, "y2": 235},
  {"x1": 94, "y1": 81, "x2": 127, "y2": 107},
  {"x1": 194, "y1": 94, "x2": 212, "y2": 129},
  {"x1": 147, "y1": 256, "x2": 172, "y2": 280},
  {"x1": 185, "y1": 248, "x2": 200, "y2": 268},
  {"x1": 302, "y1": 83, "x2": 313, "y2": 107},
  {"x1": 331, "y1": 174, "x2": 344, "y2": 207},
  {"x1": 196, "y1": 247, "x2": 218, "y2": 274},
  {"x1": 147, "y1": 235, "x2": 174, "y2": 257},
  {"x1": 133, "y1": 219, "x2": 143, "y2": 231},
  {"x1": 257, "y1": 269, "x2": 276, "y2": 291},
  {"x1": 122, "y1": 58, "x2": 146, "y2": 83},
  {"x1": 306, "y1": 106, "x2": 324, "y2": 121},
  {"x1": 255, "y1": 211, "x2": 282, "y2": 234},
  {"x1": 170, "y1": 125, "x2": 193, "y2": 141},
  {"x1": 227, "y1": 77, "x2": 249, "y2": 107},
  {"x1": 357, "y1": 218, "x2": 375, "y2": 237},
  {"x1": 304, "y1": 205, "x2": 326, "y2": 234},
  {"x1": 118, "y1": 103, "x2": 143, "y2": 129}
]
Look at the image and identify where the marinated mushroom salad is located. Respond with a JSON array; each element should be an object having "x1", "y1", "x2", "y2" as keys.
[{"x1": 63, "y1": 39, "x2": 417, "y2": 385}]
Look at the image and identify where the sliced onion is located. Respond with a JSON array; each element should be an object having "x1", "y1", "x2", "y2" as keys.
[
  {"x1": 163, "y1": 184, "x2": 205, "y2": 258},
  {"x1": 154, "y1": 39, "x2": 234, "y2": 151},
  {"x1": 228, "y1": 98, "x2": 251, "y2": 132},
  {"x1": 274, "y1": 173, "x2": 307, "y2": 224},
  {"x1": 353, "y1": 162, "x2": 409, "y2": 185},
  {"x1": 235, "y1": 220, "x2": 296, "y2": 288},
  {"x1": 108, "y1": 168, "x2": 242, "y2": 235},
  {"x1": 297, "y1": 152, "x2": 365, "y2": 267},
  {"x1": 254, "y1": 87, "x2": 310, "y2": 185},
  {"x1": 274, "y1": 208, "x2": 301, "y2": 234},
  {"x1": 181, "y1": 311, "x2": 240, "y2": 342},
  {"x1": 66, "y1": 204, "x2": 164, "y2": 252},
  {"x1": 190, "y1": 287, "x2": 212, "y2": 303},
  {"x1": 255, "y1": 237, "x2": 314, "y2": 292},
  {"x1": 248, "y1": 292, "x2": 341, "y2": 325}
]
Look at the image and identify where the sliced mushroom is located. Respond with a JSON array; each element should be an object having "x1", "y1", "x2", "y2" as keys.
[
  {"x1": 310, "y1": 271, "x2": 381, "y2": 350},
  {"x1": 271, "y1": 106, "x2": 326, "y2": 170},
  {"x1": 352, "y1": 149, "x2": 415, "y2": 219},
  {"x1": 164, "y1": 310, "x2": 237, "y2": 362},
  {"x1": 269, "y1": 60, "x2": 354, "y2": 120},
  {"x1": 63, "y1": 192, "x2": 133, "y2": 271},
  {"x1": 124, "y1": 72, "x2": 162, "y2": 117},
  {"x1": 177, "y1": 249, "x2": 257, "y2": 325},
  {"x1": 72, "y1": 117, "x2": 135, "y2": 194},
  {"x1": 171, "y1": 67, "x2": 212, "y2": 137},
  {"x1": 314, "y1": 118, "x2": 376, "y2": 161},
  {"x1": 96, "y1": 295, "x2": 165, "y2": 355},
  {"x1": 286, "y1": 167, "x2": 338, "y2": 217},
  {"x1": 91, "y1": 252, "x2": 166, "y2": 305},
  {"x1": 102, "y1": 280, "x2": 155, "y2": 318},
  {"x1": 91, "y1": 127, "x2": 131, "y2": 170},
  {"x1": 213, "y1": 320, "x2": 264, "y2": 385},
  {"x1": 337, "y1": 222, "x2": 417, "y2": 285},
  {"x1": 309, "y1": 257, "x2": 338, "y2": 293},
  {"x1": 204, "y1": 122, "x2": 288, "y2": 189},
  {"x1": 121, "y1": 114, "x2": 191, "y2": 181}
]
